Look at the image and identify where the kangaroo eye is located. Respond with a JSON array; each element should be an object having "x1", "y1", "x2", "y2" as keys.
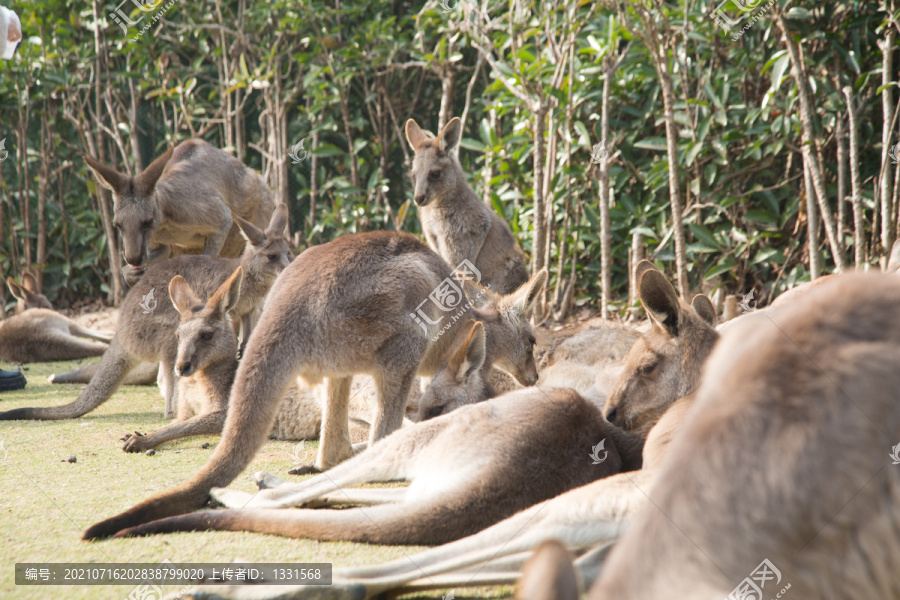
[
  {"x1": 200, "y1": 331, "x2": 214, "y2": 341},
  {"x1": 141, "y1": 220, "x2": 153, "y2": 230},
  {"x1": 267, "y1": 254, "x2": 278, "y2": 261},
  {"x1": 638, "y1": 362, "x2": 657, "y2": 375},
  {"x1": 428, "y1": 170, "x2": 441, "y2": 181},
  {"x1": 427, "y1": 405, "x2": 444, "y2": 419}
]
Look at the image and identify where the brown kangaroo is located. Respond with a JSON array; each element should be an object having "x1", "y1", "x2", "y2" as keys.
[
  {"x1": 85, "y1": 138, "x2": 275, "y2": 283},
  {"x1": 588, "y1": 272, "x2": 900, "y2": 599},
  {"x1": 108, "y1": 386, "x2": 644, "y2": 546},
  {"x1": 602, "y1": 260, "x2": 718, "y2": 436},
  {"x1": 0, "y1": 276, "x2": 113, "y2": 364},
  {"x1": 6, "y1": 272, "x2": 52, "y2": 313},
  {"x1": 83, "y1": 231, "x2": 546, "y2": 539},
  {"x1": 121, "y1": 268, "x2": 369, "y2": 452},
  {"x1": 0, "y1": 205, "x2": 292, "y2": 421},
  {"x1": 406, "y1": 117, "x2": 529, "y2": 295}
]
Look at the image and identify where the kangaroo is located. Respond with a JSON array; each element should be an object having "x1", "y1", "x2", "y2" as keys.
[
  {"x1": 406, "y1": 117, "x2": 529, "y2": 295},
  {"x1": 0, "y1": 276, "x2": 113, "y2": 364},
  {"x1": 83, "y1": 231, "x2": 547, "y2": 539},
  {"x1": 108, "y1": 386, "x2": 644, "y2": 546},
  {"x1": 6, "y1": 272, "x2": 52, "y2": 313},
  {"x1": 0, "y1": 204, "x2": 292, "y2": 421},
  {"x1": 602, "y1": 260, "x2": 718, "y2": 436},
  {"x1": 84, "y1": 138, "x2": 275, "y2": 283},
  {"x1": 121, "y1": 268, "x2": 370, "y2": 452},
  {"x1": 49, "y1": 361, "x2": 160, "y2": 386},
  {"x1": 587, "y1": 273, "x2": 900, "y2": 599}
]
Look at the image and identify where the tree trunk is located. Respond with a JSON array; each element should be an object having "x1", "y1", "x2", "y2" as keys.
[
  {"x1": 598, "y1": 56, "x2": 614, "y2": 318},
  {"x1": 835, "y1": 109, "x2": 847, "y2": 239},
  {"x1": 843, "y1": 86, "x2": 866, "y2": 268},
  {"x1": 777, "y1": 11, "x2": 847, "y2": 271},
  {"x1": 655, "y1": 47, "x2": 689, "y2": 298},
  {"x1": 803, "y1": 157, "x2": 820, "y2": 279},
  {"x1": 531, "y1": 104, "x2": 548, "y2": 276},
  {"x1": 880, "y1": 21, "x2": 895, "y2": 267}
]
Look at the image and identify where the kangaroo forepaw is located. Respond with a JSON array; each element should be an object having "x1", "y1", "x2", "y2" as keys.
[{"x1": 288, "y1": 463, "x2": 321, "y2": 476}]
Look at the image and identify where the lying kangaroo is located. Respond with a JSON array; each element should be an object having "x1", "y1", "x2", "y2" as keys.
[
  {"x1": 602, "y1": 260, "x2": 718, "y2": 436},
  {"x1": 0, "y1": 205, "x2": 292, "y2": 420},
  {"x1": 85, "y1": 139, "x2": 275, "y2": 283},
  {"x1": 83, "y1": 231, "x2": 546, "y2": 539},
  {"x1": 110, "y1": 386, "x2": 644, "y2": 545},
  {"x1": 0, "y1": 276, "x2": 113, "y2": 364},
  {"x1": 6, "y1": 272, "x2": 52, "y2": 313},
  {"x1": 121, "y1": 268, "x2": 371, "y2": 452},
  {"x1": 587, "y1": 273, "x2": 900, "y2": 599},
  {"x1": 406, "y1": 117, "x2": 529, "y2": 295}
]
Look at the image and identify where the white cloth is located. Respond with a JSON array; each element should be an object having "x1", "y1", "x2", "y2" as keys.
[{"x1": 0, "y1": 6, "x2": 22, "y2": 60}]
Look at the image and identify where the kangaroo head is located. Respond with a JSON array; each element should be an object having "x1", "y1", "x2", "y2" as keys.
[
  {"x1": 418, "y1": 320, "x2": 490, "y2": 420},
  {"x1": 405, "y1": 117, "x2": 464, "y2": 207},
  {"x1": 169, "y1": 267, "x2": 242, "y2": 378},
  {"x1": 6, "y1": 272, "x2": 52, "y2": 313},
  {"x1": 233, "y1": 203, "x2": 294, "y2": 281},
  {"x1": 476, "y1": 269, "x2": 548, "y2": 386},
  {"x1": 85, "y1": 148, "x2": 173, "y2": 268},
  {"x1": 603, "y1": 261, "x2": 718, "y2": 435}
]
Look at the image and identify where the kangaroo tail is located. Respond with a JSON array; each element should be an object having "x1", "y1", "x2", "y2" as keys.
[
  {"x1": 83, "y1": 289, "x2": 302, "y2": 539},
  {"x1": 114, "y1": 498, "x2": 465, "y2": 546},
  {"x1": 0, "y1": 338, "x2": 137, "y2": 420}
]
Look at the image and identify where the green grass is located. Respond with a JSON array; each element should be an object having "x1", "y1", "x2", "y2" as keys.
[{"x1": 0, "y1": 360, "x2": 512, "y2": 599}]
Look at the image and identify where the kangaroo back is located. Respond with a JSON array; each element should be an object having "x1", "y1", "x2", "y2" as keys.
[{"x1": 590, "y1": 273, "x2": 900, "y2": 599}]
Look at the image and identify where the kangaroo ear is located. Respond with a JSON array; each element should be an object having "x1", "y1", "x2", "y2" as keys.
[
  {"x1": 639, "y1": 269, "x2": 682, "y2": 336},
  {"x1": 233, "y1": 211, "x2": 267, "y2": 246},
  {"x1": 516, "y1": 540, "x2": 580, "y2": 600},
  {"x1": 21, "y1": 272, "x2": 38, "y2": 292},
  {"x1": 209, "y1": 267, "x2": 243, "y2": 316},
  {"x1": 449, "y1": 320, "x2": 486, "y2": 382},
  {"x1": 634, "y1": 260, "x2": 660, "y2": 285},
  {"x1": 264, "y1": 203, "x2": 289, "y2": 239},
  {"x1": 405, "y1": 119, "x2": 429, "y2": 150},
  {"x1": 505, "y1": 269, "x2": 549, "y2": 316},
  {"x1": 135, "y1": 146, "x2": 174, "y2": 196},
  {"x1": 887, "y1": 239, "x2": 900, "y2": 274},
  {"x1": 6, "y1": 277, "x2": 26, "y2": 302},
  {"x1": 168, "y1": 275, "x2": 202, "y2": 318},
  {"x1": 690, "y1": 294, "x2": 717, "y2": 327},
  {"x1": 438, "y1": 117, "x2": 462, "y2": 155},
  {"x1": 84, "y1": 155, "x2": 130, "y2": 196}
]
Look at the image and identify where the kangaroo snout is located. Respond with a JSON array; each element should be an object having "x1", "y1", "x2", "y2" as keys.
[
  {"x1": 415, "y1": 194, "x2": 429, "y2": 206},
  {"x1": 605, "y1": 406, "x2": 618, "y2": 424}
]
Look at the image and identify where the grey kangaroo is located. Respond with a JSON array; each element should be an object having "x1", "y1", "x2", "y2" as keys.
[
  {"x1": 83, "y1": 231, "x2": 546, "y2": 539},
  {"x1": 85, "y1": 138, "x2": 275, "y2": 283},
  {"x1": 406, "y1": 117, "x2": 529, "y2": 295},
  {"x1": 0, "y1": 204, "x2": 292, "y2": 421},
  {"x1": 121, "y1": 268, "x2": 369, "y2": 452},
  {"x1": 0, "y1": 276, "x2": 113, "y2": 364}
]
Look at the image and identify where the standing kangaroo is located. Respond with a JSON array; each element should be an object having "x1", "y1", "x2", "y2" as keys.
[
  {"x1": 0, "y1": 276, "x2": 113, "y2": 364},
  {"x1": 406, "y1": 117, "x2": 529, "y2": 295},
  {"x1": 83, "y1": 231, "x2": 546, "y2": 539},
  {"x1": 121, "y1": 268, "x2": 370, "y2": 452},
  {"x1": 85, "y1": 139, "x2": 275, "y2": 283},
  {"x1": 0, "y1": 204, "x2": 292, "y2": 421}
]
